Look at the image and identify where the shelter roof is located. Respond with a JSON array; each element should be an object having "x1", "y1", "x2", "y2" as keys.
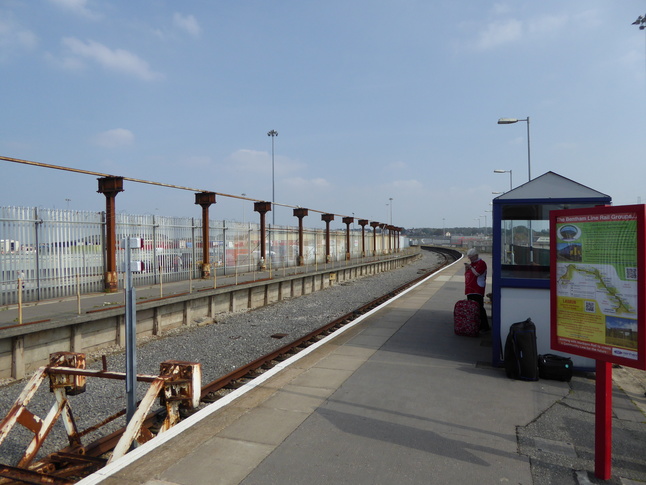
[{"x1": 493, "y1": 171, "x2": 611, "y2": 201}]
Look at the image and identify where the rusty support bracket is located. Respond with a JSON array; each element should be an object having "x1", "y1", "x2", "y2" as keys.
[{"x1": 0, "y1": 353, "x2": 202, "y2": 481}]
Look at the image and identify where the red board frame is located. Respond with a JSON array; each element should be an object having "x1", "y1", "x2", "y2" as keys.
[{"x1": 550, "y1": 204, "x2": 646, "y2": 371}]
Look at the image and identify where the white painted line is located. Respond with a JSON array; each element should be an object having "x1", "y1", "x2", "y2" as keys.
[{"x1": 78, "y1": 254, "x2": 460, "y2": 484}]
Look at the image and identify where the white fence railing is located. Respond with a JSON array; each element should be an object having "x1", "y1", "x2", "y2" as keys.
[{"x1": 1, "y1": 207, "x2": 395, "y2": 305}]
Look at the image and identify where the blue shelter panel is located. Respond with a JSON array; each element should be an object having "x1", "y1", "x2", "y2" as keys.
[{"x1": 491, "y1": 172, "x2": 611, "y2": 369}]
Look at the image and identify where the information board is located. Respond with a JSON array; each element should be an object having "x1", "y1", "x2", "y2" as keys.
[{"x1": 550, "y1": 205, "x2": 646, "y2": 370}]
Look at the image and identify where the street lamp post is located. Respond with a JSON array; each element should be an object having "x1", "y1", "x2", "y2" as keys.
[
  {"x1": 389, "y1": 198, "x2": 393, "y2": 225},
  {"x1": 632, "y1": 14, "x2": 646, "y2": 29},
  {"x1": 493, "y1": 169, "x2": 513, "y2": 191},
  {"x1": 241, "y1": 193, "x2": 246, "y2": 224},
  {"x1": 267, "y1": 130, "x2": 278, "y2": 226},
  {"x1": 497, "y1": 117, "x2": 531, "y2": 181}
]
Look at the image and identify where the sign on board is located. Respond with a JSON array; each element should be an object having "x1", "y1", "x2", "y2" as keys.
[{"x1": 550, "y1": 204, "x2": 646, "y2": 370}]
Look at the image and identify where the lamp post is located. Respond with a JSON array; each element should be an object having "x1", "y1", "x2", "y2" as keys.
[
  {"x1": 389, "y1": 198, "x2": 393, "y2": 225},
  {"x1": 267, "y1": 130, "x2": 278, "y2": 226},
  {"x1": 241, "y1": 193, "x2": 246, "y2": 224},
  {"x1": 497, "y1": 117, "x2": 531, "y2": 181},
  {"x1": 493, "y1": 169, "x2": 513, "y2": 191}
]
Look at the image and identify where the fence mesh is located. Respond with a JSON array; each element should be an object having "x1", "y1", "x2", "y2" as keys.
[{"x1": 1, "y1": 207, "x2": 394, "y2": 305}]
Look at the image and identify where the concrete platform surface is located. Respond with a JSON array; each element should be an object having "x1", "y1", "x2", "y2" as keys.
[{"x1": 78, "y1": 257, "x2": 646, "y2": 485}]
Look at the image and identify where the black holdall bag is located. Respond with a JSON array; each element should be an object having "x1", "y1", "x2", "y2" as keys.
[
  {"x1": 504, "y1": 318, "x2": 539, "y2": 381},
  {"x1": 538, "y1": 354, "x2": 573, "y2": 382}
]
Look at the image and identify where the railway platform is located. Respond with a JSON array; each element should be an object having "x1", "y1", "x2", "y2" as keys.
[{"x1": 71, "y1": 256, "x2": 646, "y2": 484}]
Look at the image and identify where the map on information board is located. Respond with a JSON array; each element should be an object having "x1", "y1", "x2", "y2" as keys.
[{"x1": 550, "y1": 206, "x2": 645, "y2": 368}]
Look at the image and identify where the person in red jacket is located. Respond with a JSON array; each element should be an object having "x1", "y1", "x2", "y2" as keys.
[{"x1": 464, "y1": 248, "x2": 489, "y2": 331}]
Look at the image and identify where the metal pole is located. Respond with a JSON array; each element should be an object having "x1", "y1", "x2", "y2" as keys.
[
  {"x1": 272, "y1": 136, "x2": 275, "y2": 226},
  {"x1": 526, "y1": 116, "x2": 531, "y2": 181},
  {"x1": 124, "y1": 238, "x2": 137, "y2": 424},
  {"x1": 267, "y1": 130, "x2": 278, "y2": 267},
  {"x1": 267, "y1": 130, "x2": 278, "y2": 226}
]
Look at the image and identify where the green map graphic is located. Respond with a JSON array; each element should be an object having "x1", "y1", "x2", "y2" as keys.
[{"x1": 558, "y1": 263, "x2": 636, "y2": 316}]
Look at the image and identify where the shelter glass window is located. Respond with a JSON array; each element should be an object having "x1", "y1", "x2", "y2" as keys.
[{"x1": 500, "y1": 203, "x2": 592, "y2": 279}]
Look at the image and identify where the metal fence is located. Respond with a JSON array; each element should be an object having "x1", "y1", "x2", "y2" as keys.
[{"x1": 1, "y1": 207, "x2": 391, "y2": 306}]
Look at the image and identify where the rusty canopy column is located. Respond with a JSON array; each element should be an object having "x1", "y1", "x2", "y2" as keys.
[
  {"x1": 254, "y1": 201, "x2": 271, "y2": 269},
  {"x1": 195, "y1": 192, "x2": 216, "y2": 278},
  {"x1": 370, "y1": 222, "x2": 380, "y2": 256},
  {"x1": 321, "y1": 214, "x2": 334, "y2": 263},
  {"x1": 342, "y1": 216, "x2": 353, "y2": 261},
  {"x1": 97, "y1": 176, "x2": 124, "y2": 293},
  {"x1": 293, "y1": 208, "x2": 308, "y2": 266},
  {"x1": 379, "y1": 223, "x2": 387, "y2": 254},
  {"x1": 358, "y1": 219, "x2": 368, "y2": 257},
  {"x1": 387, "y1": 225, "x2": 393, "y2": 253}
]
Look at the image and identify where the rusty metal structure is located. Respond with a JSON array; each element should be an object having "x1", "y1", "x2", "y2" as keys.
[
  {"x1": 358, "y1": 219, "x2": 368, "y2": 257},
  {"x1": 2, "y1": 156, "x2": 404, "y2": 305},
  {"x1": 97, "y1": 177, "x2": 124, "y2": 293},
  {"x1": 254, "y1": 202, "x2": 272, "y2": 269},
  {"x1": 322, "y1": 214, "x2": 334, "y2": 263},
  {"x1": 342, "y1": 217, "x2": 353, "y2": 261},
  {"x1": 194, "y1": 192, "x2": 216, "y2": 278},
  {"x1": 0, "y1": 352, "x2": 200, "y2": 484},
  {"x1": 370, "y1": 221, "x2": 380, "y2": 256},
  {"x1": 293, "y1": 208, "x2": 308, "y2": 266}
]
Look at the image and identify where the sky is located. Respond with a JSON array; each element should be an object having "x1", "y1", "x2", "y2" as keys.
[{"x1": 1, "y1": 1, "x2": 645, "y2": 231}]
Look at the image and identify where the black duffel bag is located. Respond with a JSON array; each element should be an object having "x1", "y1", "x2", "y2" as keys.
[
  {"x1": 504, "y1": 318, "x2": 539, "y2": 381},
  {"x1": 538, "y1": 354, "x2": 573, "y2": 382}
]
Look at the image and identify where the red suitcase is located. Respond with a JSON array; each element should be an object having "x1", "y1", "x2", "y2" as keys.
[{"x1": 454, "y1": 300, "x2": 481, "y2": 337}]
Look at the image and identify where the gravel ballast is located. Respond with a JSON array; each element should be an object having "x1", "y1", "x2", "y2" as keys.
[{"x1": 0, "y1": 249, "x2": 449, "y2": 467}]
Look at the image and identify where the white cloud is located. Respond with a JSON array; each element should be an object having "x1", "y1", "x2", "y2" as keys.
[
  {"x1": 92, "y1": 128, "x2": 134, "y2": 148},
  {"x1": 48, "y1": 0, "x2": 100, "y2": 19},
  {"x1": 226, "y1": 149, "x2": 270, "y2": 174},
  {"x1": 528, "y1": 15, "x2": 568, "y2": 35},
  {"x1": 392, "y1": 179, "x2": 424, "y2": 191},
  {"x1": 0, "y1": 17, "x2": 38, "y2": 61},
  {"x1": 492, "y1": 3, "x2": 512, "y2": 16},
  {"x1": 283, "y1": 177, "x2": 330, "y2": 189},
  {"x1": 173, "y1": 13, "x2": 201, "y2": 37},
  {"x1": 225, "y1": 149, "x2": 305, "y2": 176},
  {"x1": 60, "y1": 37, "x2": 162, "y2": 80},
  {"x1": 178, "y1": 156, "x2": 213, "y2": 168},
  {"x1": 385, "y1": 160, "x2": 408, "y2": 172},
  {"x1": 474, "y1": 19, "x2": 523, "y2": 50},
  {"x1": 572, "y1": 9, "x2": 603, "y2": 29}
]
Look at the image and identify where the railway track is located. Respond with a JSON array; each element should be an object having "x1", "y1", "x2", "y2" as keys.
[{"x1": 0, "y1": 247, "x2": 461, "y2": 484}]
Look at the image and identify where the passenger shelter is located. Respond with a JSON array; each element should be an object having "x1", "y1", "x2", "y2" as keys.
[{"x1": 491, "y1": 171, "x2": 611, "y2": 369}]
